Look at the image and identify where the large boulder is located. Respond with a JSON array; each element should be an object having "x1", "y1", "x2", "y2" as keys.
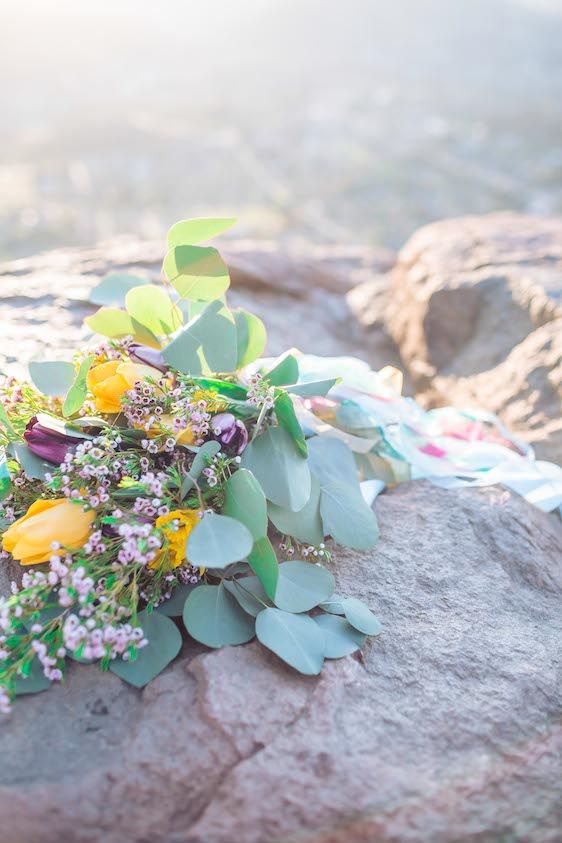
[
  {"x1": 349, "y1": 213, "x2": 562, "y2": 461},
  {"x1": 1, "y1": 482, "x2": 561, "y2": 843}
]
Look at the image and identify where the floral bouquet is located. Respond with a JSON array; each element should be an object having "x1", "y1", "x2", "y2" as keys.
[{"x1": 0, "y1": 218, "x2": 382, "y2": 713}]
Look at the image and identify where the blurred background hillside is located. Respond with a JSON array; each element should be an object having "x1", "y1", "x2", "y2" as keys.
[{"x1": 1, "y1": 0, "x2": 562, "y2": 260}]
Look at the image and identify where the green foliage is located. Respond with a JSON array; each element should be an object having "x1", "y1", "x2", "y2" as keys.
[
  {"x1": 89, "y1": 273, "x2": 150, "y2": 307},
  {"x1": 163, "y1": 244, "x2": 230, "y2": 301},
  {"x1": 247, "y1": 536, "x2": 279, "y2": 600},
  {"x1": 255, "y1": 608, "x2": 324, "y2": 675},
  {"x1": 28, "y1": 361, "x2": 75, "y2": 397},
  {"x1": 273, "y1": 561, "x2": 335, "y2": 613},
  {"x1": 285, "y1": 378, "x2": 339, "y2": 398},
  {"x1": 15, "y1": 657, "x2": 52, "y2": 695},
  {"x1": 84, "y1": 307, "x2": 160, "y2": 346},
  {"x1": 233, "y1": 308, "x2": 267, "y2": 368},
  {"x1": 313, "y1": 614, "x2": 366, "y2": 658},
  {"x1": 268, "y1": 475, "x2": 323, "y2": 545},
  {"x1": 186, "y1": 512, "x2": 254, "y2": 568},
  {"x1": 7, "y1": 442, "x2": 54, "y2": 480},
  {"x1": 266, "y1": 352, "x2": 299, "y2": 386},
  {"x1": 181, "y1": 440, "x2": 221, "y2": 498},
  {"x1": 274, "y1": 390, "x2": 307, "y2": 458},
  {"x1": 109, "y1": 610, "x2": 182, "y2": 688},
  {"x1": 162, "y1": 300, "x2": 238, "y2": 374},
  {"x1": 223, "y1": 576, "x2": 272, "y2": 617},
  {"x1": 167, "y1": 217, "x2": 236, "y2": 248},
  {"x1": 307, "y1": 437, "x2": 379, "y2": 550},
  {"x1": 241, "y1": 426, "x2": 311, "y2": 511},
  {"x1": 155, "y1": 583, "x2": 197, "y2": 617},
  {"x1": 62, "y1": 355, "x2": 94, "y2": 418},
  {"x1": 124, "y1": 285, "x2": 182, "y2": 336},
  {"x1": 222, "y1": 469, "x2": 268, "y2": 541},
  {"x1": 183, "y1": 583, "x2": 255, "y2": 648}
]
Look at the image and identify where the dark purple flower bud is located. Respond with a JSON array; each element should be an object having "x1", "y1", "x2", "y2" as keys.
[
  {"x1": 23, "y1": 417, "x2": 83, "y2": 465},
  {"x1": 128, "y1": 343, "x2": 167, "y2": 373},
  {"x1": 211, "y1": 413, "x2": 249, "y2": 455}
]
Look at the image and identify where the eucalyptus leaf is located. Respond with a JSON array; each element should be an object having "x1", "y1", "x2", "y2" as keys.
[
  {"x1": 189, "y1": 377, "x2": 248, "y2": 401},
  {"x1": 342, "y1": 597, "x2": 382, "y2": 635},
  {"x1": 255, "y1": 608, "x2": 324, "y2": 675},
  {"x1": 15, "y1": 657, "x2": 51, "y2": 695},
  {"x1": 223, "y1": 576, "x2": 271, "y2": 617},
  {"x1": 155, "y1": 583, "x2": 197, "y2": 617},
  {"x1": 0, "y1": 450, "x2": 10, "y2": 502},
  {"x1": 167, "y1": 217, "x2": 236, "y2": 248},
  {"x1": 0, "y1": 402, "x2": 18, "y2": 440},
  {"x1": 163, "y1": 244, "x2": 230, "y2": 301},
  {"x1": 266, "y1": 353, "x2": 299, "y2": 387},
  {"x1": 319, "y1": 480, "x2": 379, "y2": 550},
  {"x1": 28, "y1": 361, "x2": 75, "y2": 397},
  {"x1": 222, "y1": 469, "x2": 268, "y2": 541},
  {"x1": 89, "y1": 273, "x2": 150, "y2": 307},
  {"x1": 84, "y1": 307, "x2": 159, "y2": 347},
  {"x1": 247, "y1": 536, "x2": 279, "y2": 600},
  {"x1": 319, "y1": 595, "x2": 346, "y2": 615},
  {"x1": 307, "y1": 436, "x2": 359, "y2": 487},
  {"x1": 240, "y1": 426, "x2": 311, "y2": 512},
  {"x1": 34, "y1": 413, "x2": 95, "y2": 441},
  {"x1": 233, "y1": 308, "x2": 267, "y2": 368},
  {"x1": 273, "y1": 561, "x2": 335, "y2": 613},
  {"x1": 63, "y1": 355, "x2": 94, "y2": 418},
  {"x1": 109, "y1": 610, "x2": 182, "y2": 688},
  {"x1": 7, "y1": 442, "x2": 54, "y2": 480},
  {"x1": 162, "y1": 300, "x2": 238, "y2": 374},
  {"x1": 183, "y1": 582, "x2": 255, "y2": 647},
  {"x1": 186, "y1": 512, "x2": 253, "y2": 568},
  {"x1": 286, "y1": 379, "x2": 339, "y2": 398},
  {"x1": 125, "y1": 285, "x2": 183, "y2": 336},
  {"x1": 274, "y1": 391, "x2": 307, "y2": 458},
  {"x1": 267, "y1": 474, "x2": 323, "y2": 545},
  {"x1": 181, "y1": 440, "x2": 221, "y2": 497},
  {"x1": 314, "y1": 614, "x2": 366, "y2": 658}
]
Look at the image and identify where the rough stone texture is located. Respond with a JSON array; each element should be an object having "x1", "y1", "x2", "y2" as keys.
[
  {"x1": 0, "y1": 237, "x2": 396, "y2": 380},
  {"x1": 0, "y1": 482, "x2": 561, "y2": 843},
  {"x1": 349, "y1": 213, "x2": 562, "y2": 461}
]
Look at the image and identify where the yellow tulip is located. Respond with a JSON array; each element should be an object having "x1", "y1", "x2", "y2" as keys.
[
  {"x1": 2, "y1": 499, "x2": 95, "y2": 566},
  {"x1": 87, "y1": 360, "x2": 162, "y2": 414},
  {"x1": 151, "y1": 509, "x2": 200, "y2": 570}
]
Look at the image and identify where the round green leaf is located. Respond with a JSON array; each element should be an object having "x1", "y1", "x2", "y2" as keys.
[
  {"x1": 241, "y1": 426, "x2": 311, "y2": 512},
  {"x1": 15, "y1": 657, "x2": 52, "y2": 696},
  {"x1": 156, "y1": 583, "x2": 196, "y2": 617},
  {"x1": 222, "y1": 469, "x2": 268, "y2": 541},
  {"x1": 247, "y1": 536, "x2": 279, "y2": 600},
  {"x1": 273, "y1": 561, "x2": 335, "y2": 613},
  {"x1": 342, "y1": 597, "x2": 382, "y2": 635},
  {"x1": 89, "y1": 273, "x2": 150, "y2": 307},
  {"x1": 183, "y1": 583, "x2": 255, "y2": 647},
  {"x1": 314, "y1": 614, "x2": 366, "y2": 658},
  {"x1": 234, "y1": 308, "x2": 267, "y2": 368},
  {"x1": 186, "y1": 513, "x2": 253, "y2": 568},
  {"x1": 125, "y1": 285, "x2": 182, "y2": 336},
  {"x1": 266, "y1": 353, "x2": 299, "y2": 387},
  {"x1": 109, "y1": 610, "x2": 182, "y2": 688},
  {"x1": 163, "y1": 244, "x2": 230, "y2": 301},
  {"x1": 28, "y1": 361, "x2": 75, "y2": 397},
  {"x1": 167, "y1": 217, "x2": 236, "y2": 248},
  {"x1": 223, "y1": 576, "x2": 272, "y2": 617},
  {"x1": 268, "y1": 474, "x2": 323, "y2": 545},
  {"x1": 7, "y1": 442, "x2": 55, "y2": 480},
  {"x1": 256, "y1": 608, "x2": 324, "y2": 675},
  {"x1": 319, "y1": 595, "x2": 346, "y2": 615},
  {"x1": 319, "y1": 481, "x2": 379, "y2": 550}
]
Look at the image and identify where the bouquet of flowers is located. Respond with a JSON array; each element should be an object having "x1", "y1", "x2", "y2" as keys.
[{"x1": 0, "y1": 217, "x2": 383, "y2": 712}]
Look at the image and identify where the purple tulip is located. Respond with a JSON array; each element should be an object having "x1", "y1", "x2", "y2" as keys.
[
  {"x1": 211, "y1": 413, "x2": 248, "y2": 455},
  {"x1": 128, "y1": 343, "x2": 167, "y2": 373},
  {"x1": 24, "y1": 417, "x2": 83, "y2": 465}
]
